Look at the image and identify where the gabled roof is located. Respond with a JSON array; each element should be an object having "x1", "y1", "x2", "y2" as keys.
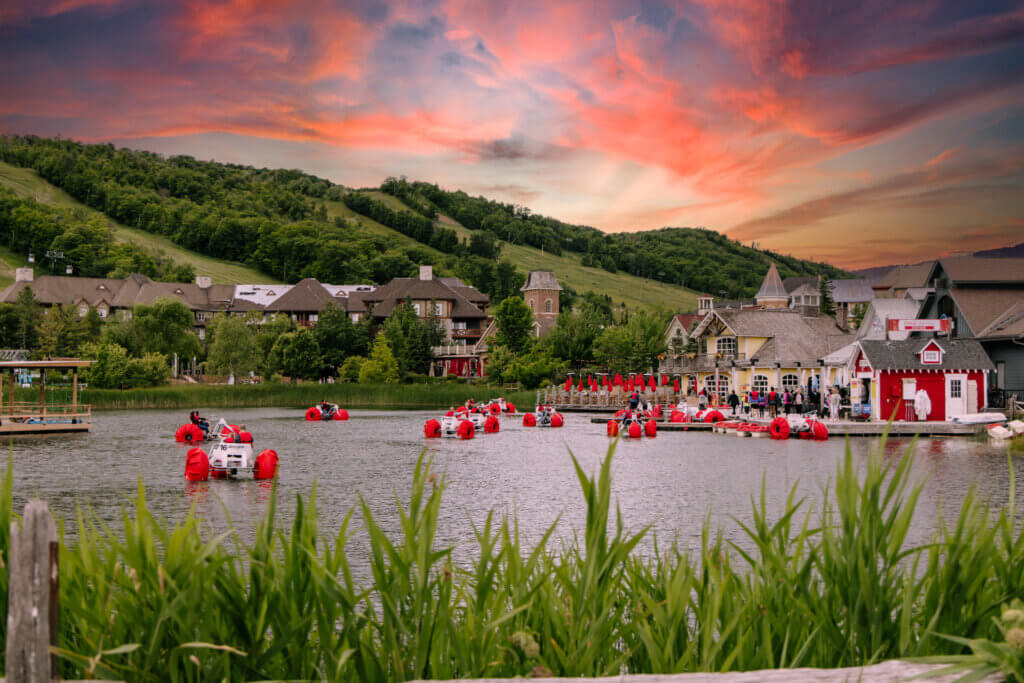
[
  {"x1": 947, "y1": 288, "x2": 1024, "y2": 339},
  {"x1": 782, "y1": 276, "x2": 818, "y2": 294},
  {"x1": 263, "y1": 278, "x2": 337, "y2": 312},
  {"x1": 829, "y1": 278, "x2": 874, "y2": 303},
  {"x1": 521, "y1": 270, "x2": 562, "y2": 292},
  {"x1": 940, "y1": 256, "x2": 1024, "y2": 285},
  {"x1": 670, "y1": 313, "x2": 702, "y2": 332},
  {"x1": 977, "y1": 300, "x2": 1024, "y2": 340},
  {"x1": 872, "y1": 261, "x2": 936, "y2": 291},
  {"x1": 361, "y1": 277, "x2": 487, "y2": 319},
  {"x1": 855, "y1": 299, "x2": 921, "y2": 340},
  {"x1": 857, "y1": 338, "x2": 994, "y2": 371},
  {"x1": 693, "y1": 308, "x2": 853, "y2": 363},
  {"x1": 756, "y1": 263, "x2": 788, "y2": 300}
]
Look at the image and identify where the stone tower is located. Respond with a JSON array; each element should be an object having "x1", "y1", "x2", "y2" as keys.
[
  {"x1": 755, "y1": 263, "x2": 789, "y2": 309},
  {"x1": 521, "y1": 270, "x2": 561, "y2": 335}
]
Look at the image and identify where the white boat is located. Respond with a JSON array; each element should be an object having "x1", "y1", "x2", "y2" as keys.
[{"x1": 185, "y1": 420, "x2": 278, "y2": 481}]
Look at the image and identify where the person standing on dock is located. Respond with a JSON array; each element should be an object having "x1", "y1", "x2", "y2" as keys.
[
  {"x1": 768, "y1": 387, "x2": 778, "y2": 418},
  {"x1": 697, "y1": 389, "x2": 708, "y2": 411},
  {"x1": 828, "y1": 388, "x2": 841, "y2": 421},
  {"x1": 727, "y1": 390, "x2": 739, "y2": 417},
  {"x1": 795, "y1": 389, "x2": 804, "y2": 415}
]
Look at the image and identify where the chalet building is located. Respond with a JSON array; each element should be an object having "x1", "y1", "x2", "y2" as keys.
[
  {"x1": 782, "y1": 276, "x2": 821, "y2": 310},
  {"x1": 521, "y1": 270, "x2": 561, "y2": 337},
  {"x1": 846, "y1": 338, "x2": 993, "y2": 421},
  {"x1": 916, "y1": 256, "x2": 1024, "y2": 404},
  {"x1": 659, "y1": 265, "x2": 853, "y2": 401}
]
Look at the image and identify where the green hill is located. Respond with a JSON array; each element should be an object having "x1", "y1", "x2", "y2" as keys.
[
  {"x1": 0, "y1": 160, "x2": 276, "y2": 284},
  {"x1": 0, "y1": 136, "x2": 846, "y2": 315}
]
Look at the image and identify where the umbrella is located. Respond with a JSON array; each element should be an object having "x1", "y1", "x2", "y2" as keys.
[
  {"x1": 673, "y1": 378, "x2": 680, "y2": 392},
  {"x1": 614, "y1": 373, "x2": 623, "y2": 386},
  {"x1": 662, "y1": 373, "x2": 670, "y2": 385},
  {"x1": 577, "y1": 378, "x2": 584, "y2": 391},
  {"x1": 564, "y1": 378, "x2": 571, "y2": 391}
]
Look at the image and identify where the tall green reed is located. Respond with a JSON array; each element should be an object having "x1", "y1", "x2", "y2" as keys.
[{"x1": 0, "y1": 437, "x2": 1022, "y2": 680}]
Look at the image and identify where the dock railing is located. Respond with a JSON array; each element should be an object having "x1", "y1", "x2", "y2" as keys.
[{"x1": 0, "y1": 402, "x2": 91, "y2": 424}]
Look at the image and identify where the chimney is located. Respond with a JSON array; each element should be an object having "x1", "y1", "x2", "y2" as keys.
[
  {"x1": 15, "y1": 268, "x2": 33, "y2": 282},
  {"x1": 419, "y1": 265, "x2": 433, "y2": 281},
  {"x1": 195, "y1": 276, "x2": 212, "y2": 289}
]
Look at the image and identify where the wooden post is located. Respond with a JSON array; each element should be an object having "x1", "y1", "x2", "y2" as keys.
[
  {"x1": 40, "y1": 371, "x2": 46, "y2": 421},
  {"x1": 9, "y1": 369, "x2": 15, "y2": 417},
  {"x1": 7, "y1": 500, "x2": 59, "y2": 683},
  {"x1": 70, "y1": 370, "x2": 78, "y2": 413}
]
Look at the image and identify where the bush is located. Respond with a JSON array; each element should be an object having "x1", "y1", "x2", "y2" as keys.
[{"x1": 340, "y1": 356, "x2": 365, "y2": 383}]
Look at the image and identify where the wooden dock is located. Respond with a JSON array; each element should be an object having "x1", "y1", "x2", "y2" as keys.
[{"x1": 589, "y1": 416, "x2": 988, "y2": 436}]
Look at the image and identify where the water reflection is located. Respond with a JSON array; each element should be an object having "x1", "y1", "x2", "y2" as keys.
[{"x1": 4, "y1": 409, "x2": 1019, "y2": 568}]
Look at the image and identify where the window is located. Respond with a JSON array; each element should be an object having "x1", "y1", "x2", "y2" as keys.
[
  {"x1": 97, "y1": 307, "x2": 108, "y2": 319},
  {"x1": 77, "y1": 304, "x2": 88, "y2": 317},
  {"x1": 434, "y1": 302, "x2": 444, "y2": 316},
  {"x1": 412, "y1": 303, "x2": 422, "y2": 315},
  {"x1": 782, "y1": 374, "x2": 799, "y2": 392},
  {"x1": 922, "y1": 350, "x2": 939, "y2": 363},
  {"x1": 703, "y1": 375, "x2": 730, "y2": 399},
  {"x1": 309, "y1": 313, "x2": 318, "y2": 323},
  {"x1": 686, "y1": 375, "x2": 697, "y2": 393},
  {"x1": 716, "y1": 336, "x2": 737, "y2": 357},
  {"x1": 752, "y1": 374, "x2": 769, "y2": 393},
  {"x1": 949, "y1": 378, "x2": 962, "y2": 398},
  {"x1": 544, "y1": 298, "x2": 552, "y2": 313},
  {"x1": 528, "y1": 299, "x2": 534, "y2": 311}
]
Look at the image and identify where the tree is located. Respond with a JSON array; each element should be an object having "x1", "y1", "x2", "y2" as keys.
[
  {"x1": 81, "y1": 342, "x2": 130, "y2": 389},
  {"x1": 494, "y1": 296, "x2": 533, "y2": 353},
  {"x1": 546, "y1": 310, "x2": 602, "y2": 370},
  {"x1": 358, "y1": 332, "x2": 400, "y2": 383},
  {"x1": 485, "y1": 344, "x2": 514, "y2": 384},
  {"x1": 206, "y1": 314, "x2": 258, "y2": 379},
  {"x1": 36, "y1": 304, "x2": 88, "y2": 358},
  {"x1": 819, "y1": 277, "x2": 836, "y2": 316},
  {"x1": 313, "y1": 303, "x2": 369, "y2": 373},
  {"x1": 14, "y1": 287, "x2": 38, "y2": 350},
  {"x1": 131, "y1": 298, "x2": 202, "y2": 361},
  {"x1": 271, "y1": 329, "x2": 322, "y2": 380},
  {"x1": 256, "y1": 314, "x2": 295, "y2": 375},
  {"x1": 383, "y1": 301, "x2": 443, "y2": 376},
  {"x1": 340, "y1": 355, "x2": 365, "y2": 382}
]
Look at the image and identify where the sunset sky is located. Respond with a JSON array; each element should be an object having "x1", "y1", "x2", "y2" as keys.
[{"x1": 1, "y1": 0, "x2": 1022, "y2": 269}]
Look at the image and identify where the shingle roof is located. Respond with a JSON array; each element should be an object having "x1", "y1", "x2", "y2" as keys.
[
  {"x1": 263, "y1": 278, "x2": 337, "y2": 312},
  {"x1": 977, "y1": 300, "x2": 1024, "y2": 339},
  {"x1": 756, "y1": 263, "x2": 788, "y2": 300},
  {"x1": 829, "y1": 278, "x2": 874, "y2": 303},
  {"x1": 521, "y1": 270, "x2": 562, "y2": 292},
  {"x1": 858, "y1": 339, "x2": 994, "y2": 371},
  {"x1": 855, "y1": 299, "x2": 921, "y2": 340},
  {"x1": 941, "y1": 256, "x2": 1024, "y2": 285},
  {"x1": 696, "y1": 308, "x2": 853, "y2": 363},
  {"x1": 948, "y1": 288, "x2": 1024, "y2": 338},
  {"x1": 782, "y1": 276, "x2": 818, "y2": 294},
  {"x1": 362, "y1": 277, "x2": 487, "y2": 319},
  {"x1": 671, "y1": 313, "x2": 702, "y2": 331},
  {"x1": 873, "y1": 261, "x2": 936, "y2": 290}
]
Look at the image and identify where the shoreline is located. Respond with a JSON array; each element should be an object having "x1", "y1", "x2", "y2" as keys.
[{"x1": 71, "y1": 382, "x2": 538, "y2": 411}]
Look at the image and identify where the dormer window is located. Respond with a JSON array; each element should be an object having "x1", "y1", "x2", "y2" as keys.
[{"x1": 919, "y1": 340, "x2": 944, "y2": 365}]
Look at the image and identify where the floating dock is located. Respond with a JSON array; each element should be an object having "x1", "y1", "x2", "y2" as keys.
[{"x1": 589, "y1": 416, "x2": 988, "y2": 437}]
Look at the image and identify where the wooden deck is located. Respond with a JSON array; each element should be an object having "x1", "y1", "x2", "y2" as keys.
[{"x1": 589, "y1": 416, "x2": 987, "y2": 436}]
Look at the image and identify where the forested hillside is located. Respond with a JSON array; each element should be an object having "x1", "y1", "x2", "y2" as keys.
[
  {"x1": 0, "y1": 136, "x2": 848, "y2": 311},
  {"x1": 377, "y1": 178, "x2": 849, "y2": 299}
]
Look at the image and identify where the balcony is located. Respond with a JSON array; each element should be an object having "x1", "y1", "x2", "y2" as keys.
[
  {"x1": 659, "y1": 352, "x2": 747, "y2": 373},
  {"x1": 451, "y1": 328, "x2": 482, "y2": 339}
]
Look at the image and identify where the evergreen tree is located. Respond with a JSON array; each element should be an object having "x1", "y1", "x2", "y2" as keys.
[
  {"x1": 494, "y1": 296, "x2": 534, "y2": 354},
  {"x1": 358, "y1": 332, "x2": 400, "y2": 383},
  {"x1": 819, "y1": 277, "x2": 836, "y2": 316},
  {"x1": 14, "y1": 287, "x2": 39, "y2": 350}
]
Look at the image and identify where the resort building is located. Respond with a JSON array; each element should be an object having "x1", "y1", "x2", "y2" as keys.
[
  {"x1": 871, "y1": 261, "x2": 935, "y2": 298},
  {"x1": 916, "y1": 256, "x2": 1024, "y2": 406},
  {"x1": 664, "y1": 313, "x2": 702, "y2": 354},
  {"x1": 829, "y1": 279, "x2": 874, "y2": 331},
  {"x1": 845, "y1": 338, "x2": 993, "y2": 421},
  {"x1": 659, "y1": 265, "x2": 853, "y2": 401},
  {"x1": 521, "y1": 270, "x2": 561, "y2": 337}
]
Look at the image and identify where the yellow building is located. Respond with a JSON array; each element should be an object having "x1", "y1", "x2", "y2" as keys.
[{"x1": 659, "y1": 264, "x2": 853, "y2": 402}]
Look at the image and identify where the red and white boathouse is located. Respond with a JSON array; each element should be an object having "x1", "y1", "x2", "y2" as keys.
[{"x1": 849, "y1": 338, "x2": 993, "y2": 421}]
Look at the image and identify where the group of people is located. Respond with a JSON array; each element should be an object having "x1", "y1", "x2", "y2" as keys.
[{"x1": 695, "y1": 385, "x2": 847, "y2": 421}]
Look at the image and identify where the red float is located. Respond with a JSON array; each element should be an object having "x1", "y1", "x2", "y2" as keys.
[
  {"x1": 424, "y1": 418, "x2": 441, "y2": 437},
  {"x1": 523, "y1": 413, "x2": 537, "y2": 427},
  {"x1": 810, "y1": 421, "x2": 829, "y2": 441},
  {"x1": 607, "y1": 420, "x2": 619, "y2": 437},
  {"x1": 305, "y1": 407, "x2": 322, "y2": 421},
  {"x1": 457, "y1": 419, "x2": 475, "y2": 440},
  {"x1": 184, "y1": 448, "x2": 210, "y2": 481},
  {"x1": 175, "y1": 423, "x2": 204, "y2": 444},
  {"x1": 644, "y1": 420, "x2": 657, "y2": 438},
  {"x1": 550, "y1": 413, "x2": 564, "y2": 428},
  {"x1": 254, "y1": 449, "x2": 279, "y2": 479},
  {"x1": 333, "y1": 409, "x2": 349, "y2": 421},
  {"x1": 670, "y1": 410, "x2": 684, "y2": 423},
  {"x1": 484, "y1": 415, "x2": 500, "y2": 433},
  {"x1": 505, "y1": 403, "x2": 516, "y2": 413},
  {"x1": 627, "y1": 421, "x2": 642, "y2": 439},
  {"x1": 769, "y1": 417, "x2": 790, "y2": 440},
  {"x1": 703, "y1": 410, "x2": 725, "y2": 424}
]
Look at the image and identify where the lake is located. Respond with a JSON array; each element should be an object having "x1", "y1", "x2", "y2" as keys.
[{"x1": 4, "y1": 408, "x2": 1019, "y2": 566}]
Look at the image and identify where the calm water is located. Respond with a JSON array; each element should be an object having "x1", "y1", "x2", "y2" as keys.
[{"x1": 4, "y1": 409, "x2": 1019, "y2": 565}]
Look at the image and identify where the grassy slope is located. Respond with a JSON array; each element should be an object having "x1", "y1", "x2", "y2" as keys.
[
  {"x1": 360, "y1": 191, "x2": 698, "y2": 312},
  {"x1": 0, "y1": 160, "x2": 278, "y2": 284}
]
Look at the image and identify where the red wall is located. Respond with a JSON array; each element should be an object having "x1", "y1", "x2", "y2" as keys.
[{"x1": 877, "y1": 370, "x2": 984, "y2": 421}]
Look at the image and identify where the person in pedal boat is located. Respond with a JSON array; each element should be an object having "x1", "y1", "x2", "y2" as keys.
[{"x1": 190, "y1": 410, "x2": 210, "y2": 437}]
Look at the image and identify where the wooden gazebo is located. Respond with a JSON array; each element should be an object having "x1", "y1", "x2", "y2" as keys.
[{"x1": 0, "y1": 359, "x2": 92, "y2": 434}]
